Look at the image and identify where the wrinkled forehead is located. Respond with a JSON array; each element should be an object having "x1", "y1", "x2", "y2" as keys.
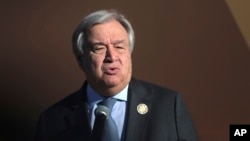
[{"x1": 87, "y1": 20, "x2": 129, "y2": 42}]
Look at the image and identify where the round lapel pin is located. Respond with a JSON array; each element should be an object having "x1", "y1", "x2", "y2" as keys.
[{"x1": 137, "y1": 103, "x2": 148, "y2": 114}]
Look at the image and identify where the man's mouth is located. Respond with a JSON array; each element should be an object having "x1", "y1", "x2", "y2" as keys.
[{"x1": 102, "y1": 67, "x2": 119, "y2": 75}]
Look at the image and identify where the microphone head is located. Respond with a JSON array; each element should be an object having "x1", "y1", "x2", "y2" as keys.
[{"x1": 95, "y1": 105, "x2": 110, "y2": 119}]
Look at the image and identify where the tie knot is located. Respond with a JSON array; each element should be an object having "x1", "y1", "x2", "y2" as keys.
[{"x1": 98, "y1": 98, "x2": 117, "y2": 111}]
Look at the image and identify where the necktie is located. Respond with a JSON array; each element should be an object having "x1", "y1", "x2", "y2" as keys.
[{"x1": 98, "y1": 98, "x2": 119, "y2": 141}]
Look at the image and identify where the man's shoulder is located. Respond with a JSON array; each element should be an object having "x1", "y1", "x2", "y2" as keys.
[
  {"x1": 131, "y1": 78, "x2": 179, "y2": 96},
  {"x1": 43, "y1": 88, "x2": 86, "y2": 116}
]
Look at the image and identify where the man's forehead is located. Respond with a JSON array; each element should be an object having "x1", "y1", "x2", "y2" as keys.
[
  {"x1": 90, "y1": 39, "x2": 127, "y2": 46},
  {"x1": 88, "y1": 22, "x2": 128, "y2": 41}
]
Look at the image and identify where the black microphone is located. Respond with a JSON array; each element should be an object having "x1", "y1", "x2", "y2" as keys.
[{"x1": 91, "y1": 105, "x2": 110, "y2": 141}]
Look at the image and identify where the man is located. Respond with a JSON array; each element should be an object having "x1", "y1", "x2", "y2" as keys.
[{"x1": 36, "y1": 9, "x2": 198, "y2": 141}]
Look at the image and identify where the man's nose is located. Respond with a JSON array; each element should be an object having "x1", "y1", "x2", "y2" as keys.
[{"x1": 104, "y1": 46, "x2": 117, "y2": 63}]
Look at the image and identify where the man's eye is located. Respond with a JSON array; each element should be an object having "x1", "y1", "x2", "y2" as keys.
[
  {"x1": 93, "y1": 47, "x2": 106, "y2": 53},
  {"x1": 95, "y1": 47, "x2": 104, "y2": 50},
  {"x1": 116, "y1": 46, "x2": 124, "y2": 49}
]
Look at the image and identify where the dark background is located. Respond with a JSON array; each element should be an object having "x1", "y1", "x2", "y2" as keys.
[{"x1": 1, "y1": 1, "x2": 250, "y2": 141}]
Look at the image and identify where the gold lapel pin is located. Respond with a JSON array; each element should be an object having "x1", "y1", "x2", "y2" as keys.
[{"x1": 137, "y1": 103, "x2": 148, "y2": 114}]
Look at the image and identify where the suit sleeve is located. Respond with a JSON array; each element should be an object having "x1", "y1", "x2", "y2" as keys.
[
  {"x1": 175, "y1": 94, "x2": 199, "y2": 141},
  {"x1": 36, "y1": 113, "x2": 48, "y2": 141}
]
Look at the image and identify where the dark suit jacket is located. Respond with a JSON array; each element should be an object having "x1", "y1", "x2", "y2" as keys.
[{"x1": 36, "y1": 78, "x2": 198, "y2": 141}]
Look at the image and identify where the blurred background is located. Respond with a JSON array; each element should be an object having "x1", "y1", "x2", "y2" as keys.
[{"x1": 1, "y1": 0, "x2": 250, "y2": 141}]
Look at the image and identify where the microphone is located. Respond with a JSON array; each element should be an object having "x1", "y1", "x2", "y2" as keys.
[
  {"x1": 95, "y1": 105, "x2": 110, "y2": 119},
  {"x1": 91, "y1": 105, "x2": 110, "y2": 141}
]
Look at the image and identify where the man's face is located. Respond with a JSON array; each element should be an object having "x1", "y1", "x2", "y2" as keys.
[{"x1": 81, "y1": 20, "x2": 132, "y2": 96}]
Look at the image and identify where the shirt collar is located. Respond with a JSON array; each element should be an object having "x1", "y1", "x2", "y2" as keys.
[{"x1": 87, "y1": 84, "x2": 128, "y2": 106}]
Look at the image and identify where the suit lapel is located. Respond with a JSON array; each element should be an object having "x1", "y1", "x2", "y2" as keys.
[
  {"x1": 124, "y1": 79, "x2": 152, "y2": 141},
  {"x1": 64, "y1": 82, "x2": 92, "y2": 141}
]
